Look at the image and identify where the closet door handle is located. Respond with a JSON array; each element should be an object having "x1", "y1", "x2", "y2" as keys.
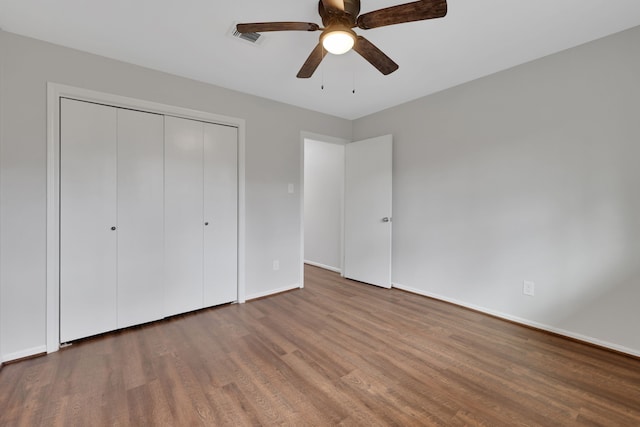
[{"x1": 111, "y1": 226, "x2": 116, "y2": 231}]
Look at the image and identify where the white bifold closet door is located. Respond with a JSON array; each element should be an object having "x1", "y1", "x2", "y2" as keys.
[
  {"x1": 116, "y1": 109, "x2": 165, "y2": 328},
  {"x1": 164, "y1": 117, "x2": 238, "y2": 317},
  {"x1": 203, "y1": 123, "x2": 238, "y2": 307},
  {"x1": 60, "y1": 99, "x2": 118, "y2": 342},
  {"x1": 164, "y1": 117, "x2": 205, "y2": 316},
  {"x1": 60, "y1": 99, "x2": 164, "y2": 342}
]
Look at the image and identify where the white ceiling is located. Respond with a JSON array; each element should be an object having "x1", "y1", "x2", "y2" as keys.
[{"x1": 1, "y1": 1, "x2": 640, "y2": 119}]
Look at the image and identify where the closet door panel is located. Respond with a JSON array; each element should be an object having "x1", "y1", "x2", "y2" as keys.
[
  {"x1": 203, "y1": 124, "x2": 238, "y2": 307},
  {"x1": 117, "y1": 109, "x2": 165, "y2": 328},
  {"x1": 164, "y1": 116, "x2": 204, "y2": 316},
  {"x1": 60, "y1": 99, "x2": 117, "y2": 342}
]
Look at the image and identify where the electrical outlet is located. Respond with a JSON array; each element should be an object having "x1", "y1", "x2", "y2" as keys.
[
  {"x1": 523, "y1": 280, "x2": 535, "y2": 296},
  {"x1": 288, "y1": 183, "x2": 294, "y2": 194},
  {"x1": 273, "y1": 260, "x2": 280, "y2": 271}
]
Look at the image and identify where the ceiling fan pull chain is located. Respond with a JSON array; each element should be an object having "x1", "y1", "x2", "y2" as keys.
[
  {"x1": 352, "y1": 66, "x2": 356, "y2": 94},
  {"x1": 321, "y1": 46, "x2": 325, "y2": 90}
]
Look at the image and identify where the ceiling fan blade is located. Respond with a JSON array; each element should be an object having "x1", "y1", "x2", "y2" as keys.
[
  {"x1": 236, "y1": 22, "x2": 320, "y2": 33},
  {"x1": 356, "y1": 0, "x2": 447, "y2": 30},
  {"x1": 297, "y1": 43, "x2": 327, "y2": 78},
  {"x1": 353, "y1": 36, "x2": 399, "y2": 75}
]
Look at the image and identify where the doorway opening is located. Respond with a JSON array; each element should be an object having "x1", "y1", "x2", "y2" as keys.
[
  {"x1": 299, "y1": 133, "x2": 349, "y2": 287},
  {"x1": 304, "y1": 138, "x2": 346, "y2": 273}
]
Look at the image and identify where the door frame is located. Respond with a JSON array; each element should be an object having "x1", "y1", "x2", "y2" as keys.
[
  {"x1": 299, "y1": 131, "x2": 350, "y2": 288},
  {"x1": 46, "y1": 83, "x2": 246, "y2": 353}
]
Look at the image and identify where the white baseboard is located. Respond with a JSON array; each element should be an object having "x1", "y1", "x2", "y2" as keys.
[
  {"x1": 304, "y1": 260, "x2": 341, "y2": 273},
  {"x1": 246, "y1": 283, "x2": 301, "y2": 301},
  {"x1": 392, "y1": 283, "x2": 640, "y2": 358},
  {"x1": 2, "y1": 345, "x2": 47, "y2": 363}
]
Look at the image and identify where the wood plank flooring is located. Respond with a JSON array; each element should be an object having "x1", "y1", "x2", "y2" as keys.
[{"x1": 1, "y1": 265, "x2": 639, "y2": 426}]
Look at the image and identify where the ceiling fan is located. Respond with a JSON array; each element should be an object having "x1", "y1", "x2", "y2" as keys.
[{"x1": 236, "y1": 0, "x2": 447, "y2": 78}]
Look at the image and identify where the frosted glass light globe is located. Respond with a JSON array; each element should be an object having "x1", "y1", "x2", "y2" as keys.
[{"x1": 322, "y1": 30, "x2": 356, "y2": 55}]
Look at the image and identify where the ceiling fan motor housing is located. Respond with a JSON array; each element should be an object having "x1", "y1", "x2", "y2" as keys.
[{"x1": 318, "y1": 0, "x2": 361, "y2": 27}]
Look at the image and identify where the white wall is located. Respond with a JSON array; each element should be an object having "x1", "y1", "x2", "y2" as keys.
[
  {"x1": 353, "y1": 26, "x2": 640, "y2": 355},
  {"x1": 0, "y1": 30, "x2": 352, "y2": 361},
  {"x1": 304, "y1": 139, "x2": 345, "y2": 272}
]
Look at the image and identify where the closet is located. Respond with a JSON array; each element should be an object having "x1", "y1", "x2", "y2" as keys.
[{"x1": 59, "y1": 99, "x2": 238, "y2": 343}]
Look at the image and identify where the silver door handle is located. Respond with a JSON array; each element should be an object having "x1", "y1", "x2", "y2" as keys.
[{"x1": 382, "y1": 217, "x2": 391, "y2": 223}]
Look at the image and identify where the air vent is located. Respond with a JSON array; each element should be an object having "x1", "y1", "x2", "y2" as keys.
[
  {"x1": 234, "y1": 29, "x2": 261, "y2": 43},
  {"x1": 229, "y1": 22, "x2": 265, "y2": 46}
]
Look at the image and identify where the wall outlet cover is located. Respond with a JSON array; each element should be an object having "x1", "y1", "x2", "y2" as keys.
[{"x1": 523, "y1": 280, "x2": 535, "y2": 296}]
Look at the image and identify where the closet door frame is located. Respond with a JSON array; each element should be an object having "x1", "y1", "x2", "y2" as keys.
[{"x1": 46, "y1": 83, "x2": 246, "y2": 353}]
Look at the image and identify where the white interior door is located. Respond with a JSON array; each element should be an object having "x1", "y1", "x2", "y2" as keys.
[
  {"x1": 116, "y1": 109, "x2": 165, "y2": 328},
  {"x1": 344, "y1": 135, "x2": 393, "y2": 288},
  {"x1": 60, "y1": 99, "x2": 118, "y2": 342},
  {"x1": 203, "y1": 123, "x2": 238, "y2": 307},
  {"x1": 164, "y1": 116, "x2": 204, "y2": 316}
]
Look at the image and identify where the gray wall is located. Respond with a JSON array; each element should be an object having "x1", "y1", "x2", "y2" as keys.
[
  {"x1": 353, "y1": 26, "x2": 640, "y2": 354},
  {"x1": 0, "y1": 30, "x2": 352, "y2": 360},
  {"x1": 304, "y1": 139, "x2": 345, "y2": 271}
]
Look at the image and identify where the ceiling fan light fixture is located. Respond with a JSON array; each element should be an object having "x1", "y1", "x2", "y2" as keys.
[{"x1": 322, "y1": 29, "x2": 356, "y2": 55}]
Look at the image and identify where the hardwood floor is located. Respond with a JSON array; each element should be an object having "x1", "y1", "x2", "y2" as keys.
[{"x1": 1, "y1": 265, "x2": 639, "y2": 426}]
